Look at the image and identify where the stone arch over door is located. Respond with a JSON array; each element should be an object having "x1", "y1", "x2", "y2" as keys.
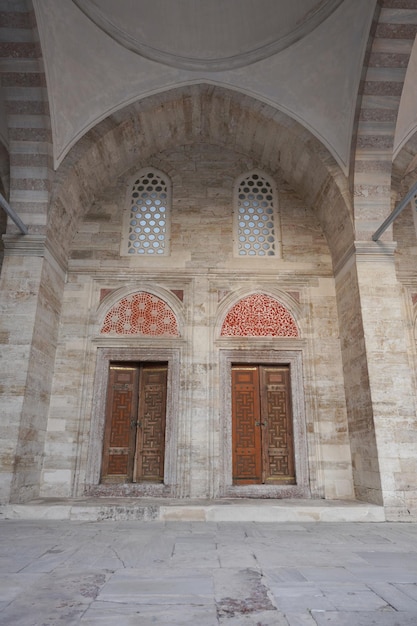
[
  {"x1": 215, "y1": 289, "x2": 304, "y2": 338},
  {"x1": 219, "y1": 292, "x2": 300, "y2": 338},
  {"x1": 95, "y1": 287, "x2": 185, "y2": 337},
  {"x1": 99, "y1": 291, "x2": 180, "y2": 337}
]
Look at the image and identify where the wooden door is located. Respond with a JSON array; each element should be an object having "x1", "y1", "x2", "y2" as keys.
[
  {"x1": 101, "y1": 363, "x2": 167, "y2": 483},
  {"x1": 232, "y1": 365, "x2": 295, "y2": 485},
  {"x1": 260, "y1": 366, "x2": 295, "y2": 483},
  {"x1": 101, "y1": 365, "x2": 138, "y2": 483},
  {"x1": 134, "y1": 364, "x2": 167, "y2": 482},
  {"x1": 232, "y1": 367, "x2": 263, "y2": 484}
]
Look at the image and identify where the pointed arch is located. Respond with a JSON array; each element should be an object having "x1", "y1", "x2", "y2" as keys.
[{"x1": 49, "y1": 85, "x2": 353, "y2": 268}]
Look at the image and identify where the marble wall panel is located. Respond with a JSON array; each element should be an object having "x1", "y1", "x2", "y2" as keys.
[
  {"x1": 39, "y1": 142, "x2": 354, "y2": 501},
  {"x1": 0, "y1": 244, "x2": 65, "y2": 503},
  {"x1": 335, "y1": 254, "x2": 383, "y2": 505},
  {"x1": 355, "y1": 251, "x2": 417, "y2": 519}
]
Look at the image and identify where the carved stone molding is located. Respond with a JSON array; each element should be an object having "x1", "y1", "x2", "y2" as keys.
[
  {"x1": 3, "y1": 234, "x2": 47, "y2": 256},
  {"x1": 335, "y1": 240, "x2": 398, "y2": 278},
  {"x1": 2, "y1": 234, "x2": 67, "y2": 279}
]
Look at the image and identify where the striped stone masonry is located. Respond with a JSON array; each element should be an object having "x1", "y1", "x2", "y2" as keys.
[
  {"x1": 0, "y1": 1, "x2": 52, "y2": 234},
  {"x1": 354, "y1": 1, "x2": 417, "y2": 240}
]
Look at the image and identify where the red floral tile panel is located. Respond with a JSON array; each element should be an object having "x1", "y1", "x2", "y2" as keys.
[
  {"x1": 221, "y1": 293, "x2": 299, "y2": 337},
  {"x1": 101, "y1": 292, "x2": 179, "y2": 336}
]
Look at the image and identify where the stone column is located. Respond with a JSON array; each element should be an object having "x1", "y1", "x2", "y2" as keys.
[
  {"x1": 0, "y1": 236, "x2": 65, "y2": 503},
  {"x1": 357, "y1": 242, "x2": 417, "y2": 520},
  {"x1": 337, "y1": 241, "x2": 417, "y2": 520},
  {"x1": 348, "y1": 2, "x2": 417, "y2": 519}
]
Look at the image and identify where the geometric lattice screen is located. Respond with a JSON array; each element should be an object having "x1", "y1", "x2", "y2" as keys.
[
  {"x1": 126, "y1": 169, "x2": 169, "y2": 255},
  {"x1": 100, "y1": 292, "x2": 179, "y2": 336},
  {"x1": 221, "y1": 293, "x2": 299, "y2": 337},
  {"x1": 235, "y1": 171, "x2": 277, "y2": 256}
]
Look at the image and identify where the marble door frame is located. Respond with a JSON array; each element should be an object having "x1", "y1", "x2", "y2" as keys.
[
  {"x1": 219, "y1": 347, "x2": 310, "y2": 498},
  {"x1": 85, "y1": 345, "x2": 181, "y2": 496}
]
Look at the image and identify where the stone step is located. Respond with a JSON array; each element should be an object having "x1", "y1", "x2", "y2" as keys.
[{"x1": 0, "y1": 498, "x2": 386, "y2": 523}]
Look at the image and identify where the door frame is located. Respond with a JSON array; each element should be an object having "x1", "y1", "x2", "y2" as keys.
[
  {"x1": 86, "y1": 346, "x2": 180, "y2": 496},
  {"x1": 220, "y1": 348, "x2": 310, "y2": 498},
  {"x1": 101, "y1": 362, "x2": 168, "y2": 484}
]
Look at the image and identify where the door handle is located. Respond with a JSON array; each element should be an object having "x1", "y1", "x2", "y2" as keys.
[
  {"x1": 130, "y1": 419, "x2": 141, "y2": 428},
  {"x1": 255, "y1": 421, "x2": 267, "y2": 427}
]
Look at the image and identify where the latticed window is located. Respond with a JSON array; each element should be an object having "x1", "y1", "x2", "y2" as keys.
[
  {"x1": 234, "y1": 171, "x2": 279, "y2": 257},
  {"x1": 125, "y1": 169, "x2": 170, "y2": 255}
]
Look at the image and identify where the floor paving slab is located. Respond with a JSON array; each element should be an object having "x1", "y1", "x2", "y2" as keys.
[
  {"x1": 0, "y1": 520, "x2": 416, "y2": 625},
  {"x1": 311, "y1": 611, "x2": 417, "y2": 625},
  {"x1": 80, "y1": 602, "x2": 220, "y2": 625},
  {"x1": 284, "y1": 614, "x2": 320, "y2": 626},
  {"x1": 97, "y1": 570, "x2": 214, "y2": 605},
  {"x1": 367, "y1": 582, "x2": 417, "y2": 612}
]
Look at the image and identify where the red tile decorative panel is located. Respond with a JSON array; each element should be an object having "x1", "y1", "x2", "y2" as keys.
[
  {"x1": 221, "y1": 293, "x2": 299, "y2": 337},
  {"x1": 170, "y1": 289, "x2": 184, "y2": 302},
  {"x1": 101, "y1": 292, "x2": 179, "y2": 336},
  {"x1": 100, "y1": 288, "x2": 114, "y2": 303}
]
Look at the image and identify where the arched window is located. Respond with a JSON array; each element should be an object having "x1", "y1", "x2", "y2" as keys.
[
  {"x1": 123, "y1": 169, "x2": 170, "y2": 256},
  {"x1": 234, "y1": 170, "x2": 280, "y2": 257}
]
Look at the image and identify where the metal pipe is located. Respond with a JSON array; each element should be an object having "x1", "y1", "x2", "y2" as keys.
[
  {"x1": 372, "y1": 179, "x2": 417, "y2": 241},
  {"x1": 0, "y1": 192, "x2": 28, "y2": 235}
]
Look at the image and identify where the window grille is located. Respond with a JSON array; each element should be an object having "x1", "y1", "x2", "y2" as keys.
[
  {"x1": 126, "y1": 170, "x2": 170, "y2": 255},
  {"x1": 235, "y1": 171, "x2": 278, "y2": 257}
]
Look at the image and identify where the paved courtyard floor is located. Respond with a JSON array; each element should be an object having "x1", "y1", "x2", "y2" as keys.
[{"x1": 1, "y1": 520, "x2": 417, "y2": 625}]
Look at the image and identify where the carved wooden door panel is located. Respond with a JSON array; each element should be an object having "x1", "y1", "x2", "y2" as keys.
[
  {"x1": 101, "y1": 365, "x2": 139, "y2": 482},
  {"x1": 232, "y1": 365, "x2": 295, "y2": 485},
  {"x1": 101, "y1": 363, "x2": 167, "y2": 484},
  {"x1": 134, "y1": 364, "x2": 167, "y2": 483},
  {"x1": 260, "y1": 366, "x2": 295, "y2": 484},
  {"x1": 232, "y1": 367, "x2": 262, "y2": 484}
]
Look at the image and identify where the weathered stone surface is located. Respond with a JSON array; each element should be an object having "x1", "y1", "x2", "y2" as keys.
[{"x1": 1, "y1": 3, "x2": 417, "y2": 521}]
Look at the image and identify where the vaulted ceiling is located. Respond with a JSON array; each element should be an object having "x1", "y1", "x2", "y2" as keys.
[
  {"x1": 72, "y1": 0, "x2": 344, "y2": 70},
  {"x1": 32, "y1": 0, "x2": 374, "y2": 172}
]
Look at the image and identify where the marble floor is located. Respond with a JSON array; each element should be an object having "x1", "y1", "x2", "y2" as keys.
[{"x1": 1, "y1": 520, "x2": 417, "y2": 625}]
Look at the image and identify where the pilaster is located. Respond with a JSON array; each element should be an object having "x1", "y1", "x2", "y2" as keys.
[
  {"x1": 0, "y1": 234, "x2": 66, "y2": 502},
  {"x1": 337, "y1": 241, "x2": 417, "y2": 519}
]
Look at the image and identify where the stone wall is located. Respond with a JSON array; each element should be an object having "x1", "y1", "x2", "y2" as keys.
[
  {"x1": 1, "y1": 2, "x2": 417, "y2": 516},
  {"x1": 40, "y1": 142, "x2": 354, "y2": 500}
]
